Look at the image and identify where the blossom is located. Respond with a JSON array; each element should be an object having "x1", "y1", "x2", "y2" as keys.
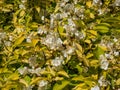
[
  {"x1": 99, "y1": 55, "x2": 109, "y2": 70},
  {"x1": 38, "y1": 80, "x2": 48, "y2": 87},
  {"x1": 50, "y1": 14, "x2": 55, "y2": 29},
  {"x1": 28, "y1": 67, "x2": 45, "y2": 76},
  {"x1": 64, "y1": 0, "x2": 69, "y2": 2},
  {"x1": 21, "y1": 0, "x2": 27, "y2": 3},
  {"x1": 41, "y1": 16, "x2": 45, "y2": 21},
  {"x1": 4, "y1": 41, "x2": 11, "y2": 46},
  {"x1": 18, "y1": 67, "x2": 28, "y2": 75},
  {"x1": 41, "y1": 32, "x2": 63, "y2": 50},
  {"x1": 26, "y1": 36, "x2": 31, "y2": 43},
  {"x1": 98, "y1": 76, "x2": 108, "y2": 86},
  {"x1": 68, "y1": 19, "x2": 75, "y2": 27},
  {"x1": 0, "y1": 32, "x2": 6, "y2": 39},
  {"x1": 29, "y1": 56, "x2": 37, "y2": 68},
  {"x1": 93, "y1": 0, "x2": 102, "y2": 6},
  {"x1": 37, "y1": 27, "x2": 47, "y2": 35},
  {"x1": 51, "y1": 57, "x2": 64, "y2": 67},
  {"x1": 62, "y1": 47, "x2": 75, "y2": 57},
  {"x1": 9, "y1": 36, "x2": 13, "y2": 41},
  {"x1": 114, "y1": 51, "x2": 119, "y2": 56},
  {"x1": 19, "y1": 4, "x2": 25, "y2": 9},
  {"x1": 91, "y1": 85, "x2": 100, "y2": 90},
  {"x1": 113, "y1": 0, "x2": 120, "y2": 6}
]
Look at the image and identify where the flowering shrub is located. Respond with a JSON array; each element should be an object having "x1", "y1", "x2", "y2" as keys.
[{"x1": 0, "y1": 0, "x2": 120, "y2": 90}]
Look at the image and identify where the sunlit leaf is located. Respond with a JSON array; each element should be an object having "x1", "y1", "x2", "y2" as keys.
[
  {"x1": 8, "y1": 73, "x2": 19, "y2": 80},
  {"x1": 94, "y1": 46, "x2": 104, "y2": 59},
  {"x1": 53, "y1": 80, "x2": 70, "y2": 90},
  {"x1": 57, "y1": 70, "x2": 69, "y2": 78},
  {"x1": 94, "y1": 26, "x2": 109, "y2": 33},
  {"x1": 30, "y1": 77, "x2": 41, "y2": 85},
  {"x1": 13, "y1": 34, "x2": 25, "y2": 47}
]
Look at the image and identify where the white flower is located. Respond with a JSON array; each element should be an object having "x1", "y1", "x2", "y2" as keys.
[
  {"x1": 91, "y1": 85, "x2": 100, "y2": 90},
  {"x1": 21, "y1": 0, "x2": 27, "y2": 3},
  {"x1": 55, "y1": 13, "x2": 62, "y2": 20},
  {"x1": 29, "y1": 56, "x2": 37, "y2": 68},
  {"x1": 4, "y1": 41, "x2": 11, "y2": 46},
  {"x1": 74, "y1": 0, "x2": 78, "y2": 4},
  {"x1": 62, "y1": 12, "x2": 68, "y2": 18},
  {"x1": 18, "y1": 67, "x2": 28, "y2": 75},
  {"x1": 98, "y1": 76, "x2": 108, "y2": 86},
  {"x1": 0, "y1": 32, "x2": 6, "y2": 39},
  {"x1": 51, "y1": 57, "x2": 64, "y2": 67},
  {"x1": 62, "y1": 47, "x2": 75, "y2": 57},
  {"x1": 68, "y1": 19, "x2": 75, "y2": 27},
  {"x1": 93, "y1": 0, "x2": 102, "y2": 6},
  {"x1": 113, "y1": 38, "x2": 118, "y2": 42},
  {"x1": 26, "y1": 36, "x2": 31, "y2": 43},
  {"x1": 99, "y1": 55, "x2": 109, "y2": 70},
  {"x1": 41, "y1": 16, "x2": 45, "y2": 21},
  {"x1": 19, "y1": 4, "x2": 25, "y2": 9},
  {"x1": 38, "y1": 80, "x2": 48, "y2": 87},
  {"x1": 98, "y1": 8, "x2": 103, "y2": 15},
  {"x1": 37, "y1": 27, "x2": 46, "y2": 35},
  {"x1": 113, "y1": 0, "x2": 120, "y2": 6},
  {"x1": 9, "y1": 36, "x2": 13, "y2": 41},
  {"x1": 50, "y1": 14, "x2": 55, "y2": 29},
  {"x1": 114, "y1": 51, "x2": 119, "y2": 56},
  {"x1": 64, "y1": 0, "x2": 69, "y2": 2},
  {"x1": 42, "y1": 32, "x2": 63, "y2": 50},
  {"x1": 100, "y1": 59, "x2": 109, "y2": 70}
]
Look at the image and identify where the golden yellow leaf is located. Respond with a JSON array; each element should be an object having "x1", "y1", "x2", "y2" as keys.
[
  {"x1": 86, "y1": 1, "x2": 92, "y2": 8},
  {"x1": 20, "y1": 10, "x2": 25, "y2": 17},
  {"x1": 90, "y1": 13, "x2": 95, "y2": 19},
  {"x1": 57, "y1": 70, "x2": 69, "y2": 78},
  {"x1": 85, "y1": 39, "x2": 91, "y2": 44}
]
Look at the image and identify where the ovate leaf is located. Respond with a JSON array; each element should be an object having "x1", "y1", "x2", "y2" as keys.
[
  {"x1": 94, "y1": 26, "x2": 109, "y2": 33},
  {"x1": 94, "y1": 46, "x2": 104, "y2": 59},
  {"x1": 53, "y1": 80, "x2": 70, "y2": 90},
  {"x1": 57, "y1": 71, "x2": 69, "y2": 78},
  {"x1": 13, "y1": 34, "x2": 25, "y2": 47}
]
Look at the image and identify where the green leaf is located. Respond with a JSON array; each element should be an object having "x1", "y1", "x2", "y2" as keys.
[
  {"x1": 94, "y1": 26, "x2": 109, "y2": 33},
  {"x1": 72, "y1": 75, "x2": 84, "y2": 81},
  {"x1": 116, "y1": 78, "x2": 120, "y2": 85},
  {"x1": 58, "y1": 26, "x2": 64, "y2": 33},
  {"x1": 57, "y1": 70, "x2": 69, "y2": 78},
  {"x1": 30, "y1": 77, "x2": 41, "y2": 85},
  {"x1": 13, "y1": 34, "x2": 25, "y2": 47},
  {"x1": 96, "y1": 23, "x2": 111, "y2": 27},
  {"x1": 105, "y1": 17, "x2": 120, "y2": 23},
  {"x1": 53, "y1": 80, "x2": 70, "y2": 90},
  {"x1": 8, "y1": 73, "x2": 19, "y2": 80},
  {"x1": 94, "y1": 46, "x2": 104, "y2": 59},
  {"x1": 24, "y1": 75, "x2": 31, "y2": 85}
]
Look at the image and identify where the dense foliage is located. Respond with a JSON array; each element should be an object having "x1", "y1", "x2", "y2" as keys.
[{"x1": 0, "y1": 0, "x2": 120, "y2": 90}]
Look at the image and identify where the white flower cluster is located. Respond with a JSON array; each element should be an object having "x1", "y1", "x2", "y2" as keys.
[
  {"x1": 98, "y1": 76, "x2": 109, "y2": 87},
  {"x1": 38, "y1": 80, "x2": 48, "y2": 90},
  {"x1": 41, "y1": 32, "x2": 63, "y2": 50},
  {"x1": 113, "y1": 0, "x2": 120, "y2": 6},
  {"x1": 91, "y1": 85, "x2": 100, "y2": 90},
  {"x1": 49, "y1": 0, "x2": 86, "y2": 39},
  {"x1": 92, "y1": 0, "x2": 102, "y2": 6},
  {"x1": 18, "y1": 67, "x2": 45, "y2": 76},
  {"x1": 99, "y1": 55, "x2": 109, "y2": 70},
  {"x1": 37, "y1": 27, "x2": 47, "y2": 35},
  {"x1": 51, "y1": 57, "x2": 64, "y2": 67},
  {"x1": 0, "y1": 32, "x2": 12, "y2": 46},
  {"x1": 19, "y1": 0, "x2": 26, "y2": 9}
]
